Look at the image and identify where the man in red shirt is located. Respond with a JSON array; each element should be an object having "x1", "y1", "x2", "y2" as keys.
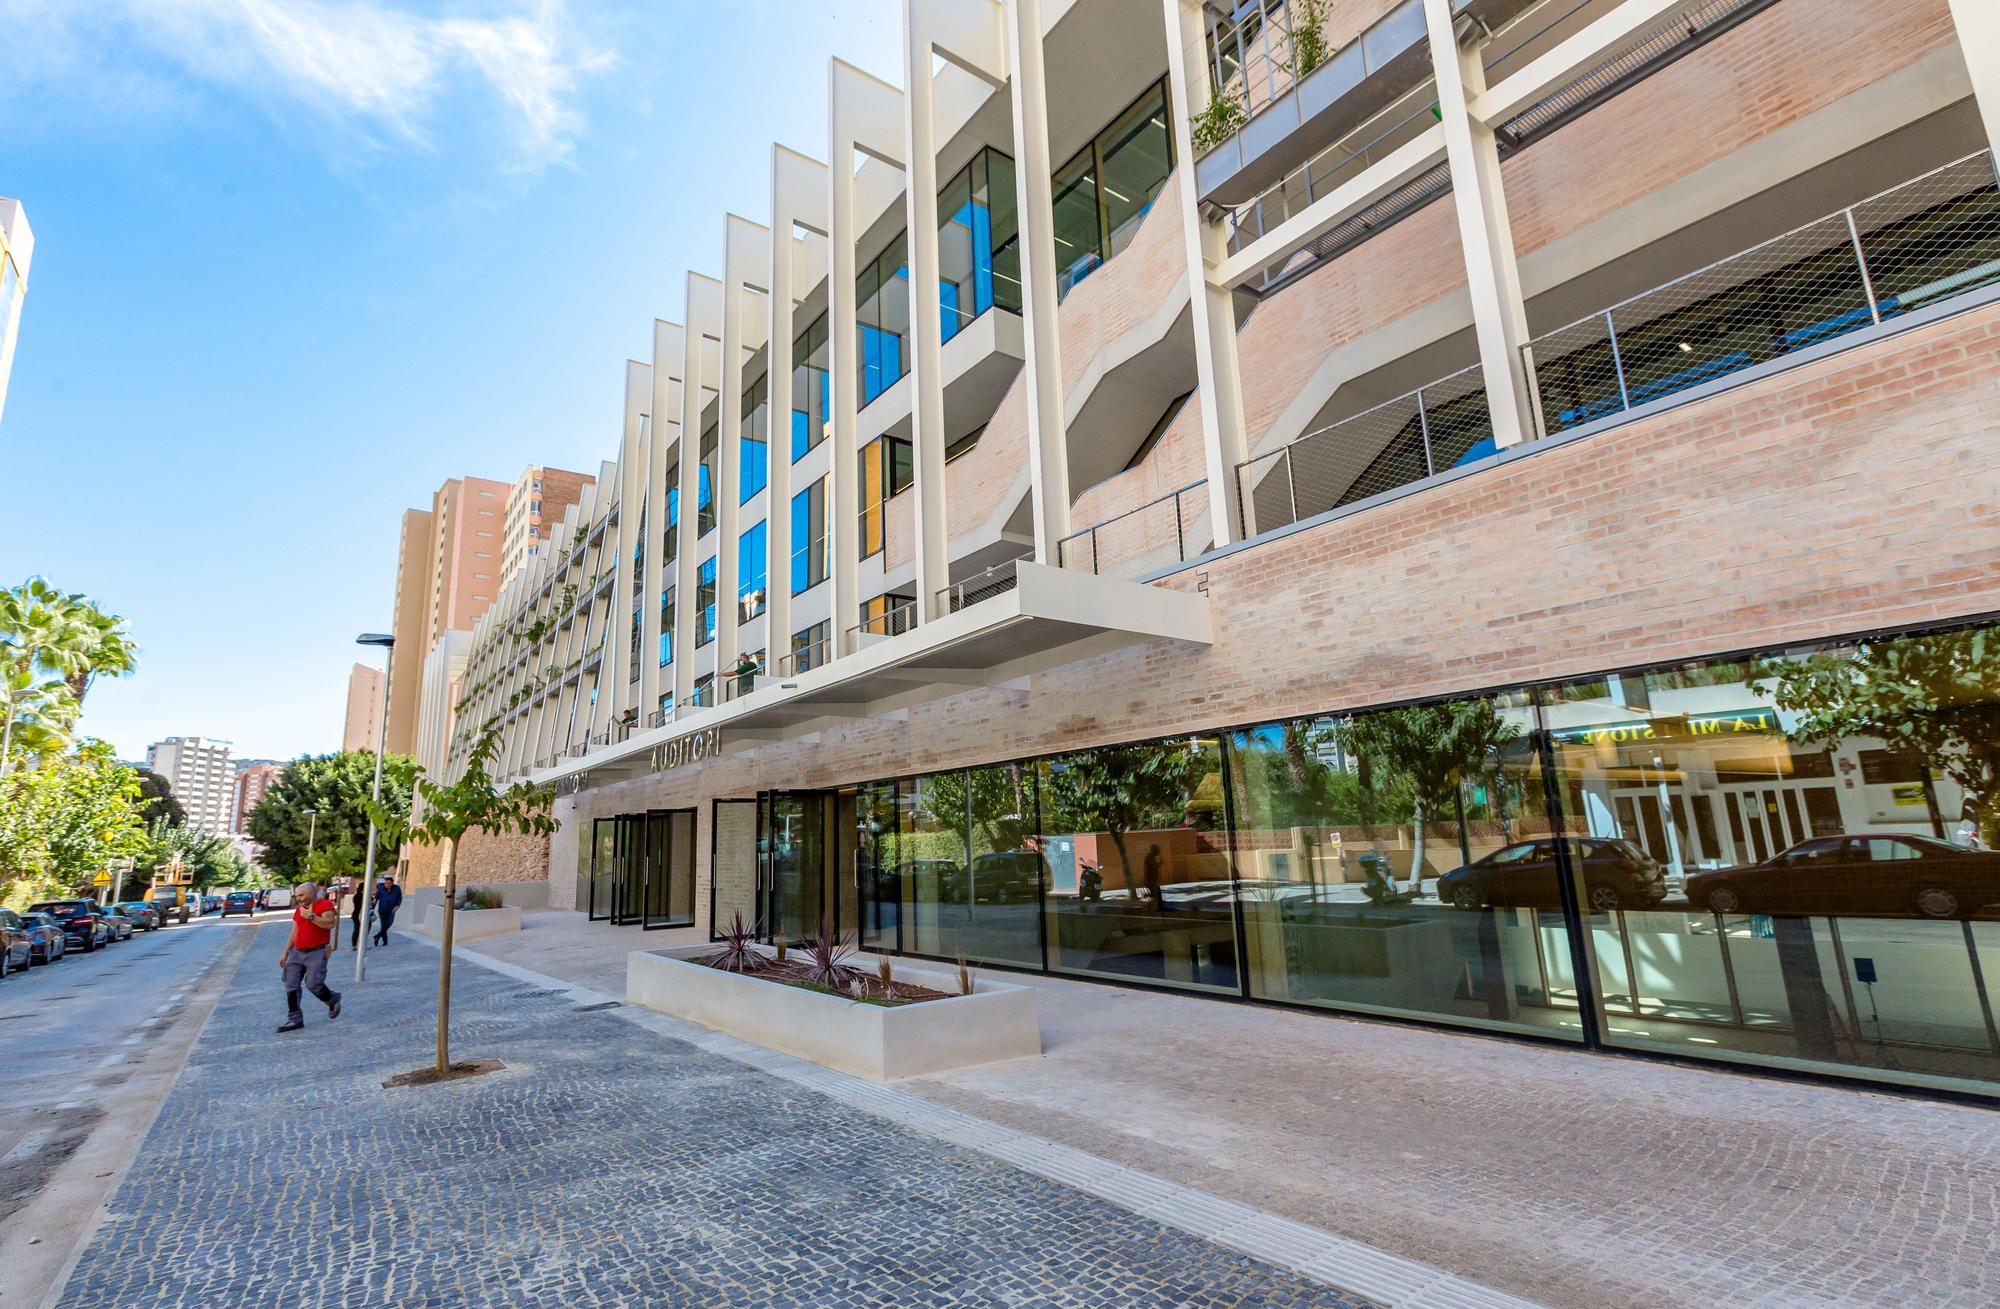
[{"x1": 277, "y1": 881, "x2": 343, "y2": 1033}]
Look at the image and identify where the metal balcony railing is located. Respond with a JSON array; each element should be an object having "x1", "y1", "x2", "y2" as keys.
[
  {"x1": 846, "y1": 601, "x2": 917, "y2": 649},
  {"x1": 775, "y1": 639, "x2": 832, "y2": 679},
  {"x1": 1526, "y1": 151, "x2": 2000, "y2": 434},
  {"x1": 1236, "y1": 364, "x2": 1491, "y2": 535},
  {"x1": 936, "y1": 554, "x2": 1031, "y2": 614},
  {"x1": 1057, "y1": 481, "x2": 1210, "y2": 578}
]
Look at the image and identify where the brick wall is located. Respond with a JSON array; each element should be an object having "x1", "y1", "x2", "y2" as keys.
[
  {"x1": 403, "y1": 827, "x2": 551, "y2": 888},
  {"x1": 557, "y1": 299, "x2": 2000, "y2": 927}
]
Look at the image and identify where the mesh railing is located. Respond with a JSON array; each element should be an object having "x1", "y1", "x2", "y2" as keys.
[
  {"x1": 1235, "y1": 365, "x2": 1492, "y2": 535},
  {"x1": 1527, "y1": 152, "x2": 2000, "y2": 434},
  {"x1": 1057, "y1": 481, "x2": 1210, "y2": 578},
  {"x1": 775, "y1": 638, "x2": 832, "y2": 678},
  {"x1": 846, "y1": 601, "x2": 917, "y2": 649},
  {"x1": 938, "y1": 555, "x2": 1030, "y2": 614},
  {"x1": 1204, "y1": 0, "x2": 1302, "y2": 129}
]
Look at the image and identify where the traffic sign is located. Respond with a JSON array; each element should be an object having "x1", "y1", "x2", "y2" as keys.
[{"x1": 92, "y1": 872, "x2": 112, "y2": 886}]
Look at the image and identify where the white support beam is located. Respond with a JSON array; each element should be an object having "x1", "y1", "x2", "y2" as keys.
[
  {"x1": 1003, "y1": 0, "x2": 1071, "y2": 561},
  {"x1": 828, "y1": 59, "x2": 907, "y2": 653},
  {"x1": 767, "y1": 146, "x2": 829, "y2": 675},
  {"x1": 903, "y1": 2, "x2": 956, "y2": 622},
  {"x1": 604, "y1": 358, "x2": 651, "y2": 726},
  {"x1": 1469, "y1": 0, "x2": 1714, "y2": 127},
  {"x1": 717, "y1": 215, "x2": 769, "y2": 679},
  {"x1": 641, "y1": 319, "x2": 683, "y2": 723},
  {"x1": 1948, "y1": 0, "x2": 2000, "y2": 165},
  {"x1": 1425, "y1": 0, "x2": 1537, "y2": 448},
  {"x1": 676, "y1": 273, "x2": 723, "y2": 709},
  {"x1": 1165, "y1": 0, "x2": 1253, "y2": 545}
]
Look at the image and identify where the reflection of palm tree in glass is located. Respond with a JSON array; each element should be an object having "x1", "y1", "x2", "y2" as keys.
[{"x1": 1337, "y1": 700, "x2": 1520, "y2": 898}]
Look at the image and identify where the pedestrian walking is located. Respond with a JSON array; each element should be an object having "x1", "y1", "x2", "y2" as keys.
[
  {"x1": 348, "y1": 880, "x2": 366, "y2": 949},
  {"x1": 278, "y1": 881, "x2": 342, "y2": 1033},
  {"x1": 371, "y1": 874, "x2": 403, "y2": 947}
]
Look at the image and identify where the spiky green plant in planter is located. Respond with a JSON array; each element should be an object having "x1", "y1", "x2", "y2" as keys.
[{"x1": 706, "y1": 911, "x2": 766, "y2": 973}]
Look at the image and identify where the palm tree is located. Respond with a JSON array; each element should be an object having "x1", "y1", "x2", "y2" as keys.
[
  {"x1": 0, "y1": 666, "x2": 78, "y2": 773},
  {"x1": 0, "y1": 578, "x2": 138, "y2": 721}
]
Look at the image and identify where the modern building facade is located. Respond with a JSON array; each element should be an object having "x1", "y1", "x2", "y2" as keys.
[
  {"x1": 502, "y1": 465, "x2": 596, "y2": 583},
  {"x1": 383, "y1": 475, "x2": 511, "y2": 755},
  {"x1": 229, "y1": 762, "x2": 284, "y2": 835},
  {"x1": 146, "y1": 736, "x2": 235, "y2": 838},
  {"x1": 0, "y1": 197, "x2": 34, "y2": 428},
  {"x1": 342, "y1": 662, "x2": 385, "y2": 753},
  {"x1": 449, "y1": 0, "x2": 2000, "y2": 1100}
]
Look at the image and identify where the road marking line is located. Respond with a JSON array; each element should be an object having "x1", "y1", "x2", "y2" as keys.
[
  {"x1": 52, "y1": 1101, "x2": 82, "y2": 1111},
  {"x1": 119, "y1": 1036, "x2": 142, "y2": 1046},
  {"x1": 95, "y1": 1053, "x2": 122, "y2": 1068}
]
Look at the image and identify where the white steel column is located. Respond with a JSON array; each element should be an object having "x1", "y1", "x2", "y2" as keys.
[
  {"x1": 1948, "y1": 0, "x2": 2000, "y2": 166},
  {"x1": 1424, "y1": 0, "x2": 1537, "y2": 447},
  {"x1": 768, "y1": 147, "x2": 830, "y2": 667},
  {"x1": 828, "y1": 60, "x2": 906, "y2": 653},
  {"x1": 641, "y1": 319, "x2": 683, "y2": 722},
  {"x1": 1003, "y1": 0, "x2": 1071, "y2": 562},
  {"x1": 599, "y1": 358, "x2": 650, "y2": 734},
  {"x1": 717, "y1": 215, "x2": 768, "y2": 678},
  {"x1": 902, "y1": 6, "x2": 952, "y2": 622},
  {"x1": 1163, "y1": 0, "x2": 1253, "y2": 545},
  {"x1": 675, "y1": 273, "x2": 722, "y2": 707}
]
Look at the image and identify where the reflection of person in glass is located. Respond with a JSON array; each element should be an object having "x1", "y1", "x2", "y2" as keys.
[{"x1": 1143, "y1": 844, "x2": 1165, "y2": 911}]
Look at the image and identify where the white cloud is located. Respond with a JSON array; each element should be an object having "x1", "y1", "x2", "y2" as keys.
[{"x1": 1, "y1": 0, "x2": 614, "y2": 169}]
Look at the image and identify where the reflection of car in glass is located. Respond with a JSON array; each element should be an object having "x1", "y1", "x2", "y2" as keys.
[
  {"x1": 948, "y1": 852, "x2": 1048, "y2": 905},
  {"x1": 1685, "y1": 833, "x2": 2000, "y2": 920},
  {"x1": 1439, "y1": 838, "x2": 1666, "y2": 913},
  {"x1": 893, "y1": 859, "x2": 964, "y2": 902}
]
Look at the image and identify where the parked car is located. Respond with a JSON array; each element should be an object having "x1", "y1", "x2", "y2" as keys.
[
  {"x1": 221, "y1": 890, "x2": 259, "y2": 918},
  {"x1": 0, "y1": 909, "x2": 35, "y2": 977},
  {"x1": 203, "y1": 895, "x2": 222, "y2": 914},
  {"x1": 148, "y1": 889, "x2": 193, "y2": 925},
  {"x1": 116, "y1": 901, "x2": 163, "y2": 931},
  {"x1": 17, "y1": 912, "x2": 66, "y2": 965},
  {"x1": 28, "y1": 900, "x2": 110, "y2": 953},
  {"x1": 1685, "y1": 833, "x2": 2000, "y2": 920},
  {"x1": 1438, "y1": 837, "x2": 1668, "y2": 913},
  {"x1": 99, "y1": 907, "x2": 136, "y2": 942},
  {"x1": 264, "y1": 886, "x2": 293, "y2": 910}
]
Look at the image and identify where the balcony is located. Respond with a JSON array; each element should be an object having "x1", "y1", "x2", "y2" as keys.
[{"x1": 522, "y1": 561, "x2": 1212, "y2": 787}]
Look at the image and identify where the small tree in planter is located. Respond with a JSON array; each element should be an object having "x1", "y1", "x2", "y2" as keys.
[{"x1": 373, "y1": 728, "x2": 554, "y2": 1083}]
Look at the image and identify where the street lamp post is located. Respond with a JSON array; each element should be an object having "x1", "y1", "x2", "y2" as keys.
[{"x1": 353, "y1": 632, "x2": 394, "y2": 983}]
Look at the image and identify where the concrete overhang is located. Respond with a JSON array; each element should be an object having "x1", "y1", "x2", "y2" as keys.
[{"x1": 528, "y1": 562, "x2": 1210, "y2": 788}]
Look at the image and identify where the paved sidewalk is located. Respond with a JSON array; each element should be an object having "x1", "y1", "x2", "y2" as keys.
[
  {"x1": 56, "y1": 922, "x2": 1377, "y2": 1309},
  {"x1": 462, "y1": 912, "x2": 2000, "y2": 1309}
]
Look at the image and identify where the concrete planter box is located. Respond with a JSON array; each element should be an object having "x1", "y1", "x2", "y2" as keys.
[
  {"x1": 414, "y1": 904, "x2": 523, "y2": 941},
  {"x1": 627, "y1": 944, "x2": 1041, "y2": 1081}
]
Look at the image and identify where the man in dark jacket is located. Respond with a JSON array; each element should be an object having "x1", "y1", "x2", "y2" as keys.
[{"x1": 371, "y1": 875, "x2": 404, "y2": 946}]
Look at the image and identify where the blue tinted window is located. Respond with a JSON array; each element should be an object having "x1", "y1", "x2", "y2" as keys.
[{"x1": 738, "y1": 522, "x2": 768, "y2": 621}]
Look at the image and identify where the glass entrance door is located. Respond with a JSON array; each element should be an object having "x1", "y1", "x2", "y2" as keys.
[
  {"x1": 639, "y1": 809, "x2": 698, "y2": 929},
  {"x1": 758, "y1": 790, "x2": 835, "y2": 944},
  {"x1": 587, "y1": 818, "x2": 618, "y2": 921}
]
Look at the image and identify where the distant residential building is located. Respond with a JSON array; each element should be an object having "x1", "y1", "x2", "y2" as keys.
[
  {"x1": 145, "y1": 736, "x2": 234, "y2": 837},
  {"x1": 413, "y1": 630, "x2": 473, "y2": 782},
  {"x1": 384, "y1": 474, "x2": 509, "y2": 755},
  {"x1": 230, "y1": 763, "x2": 284, "y2": 835},
  {"x1": 502, "y1": 465, "x2": 595, "y2": 583},
  {"x1": 342, "y1": 662, "x2": 385, "y2": 753},
  {"x1": 0, "y1": 197, "x2": 33, "y2": 428}
]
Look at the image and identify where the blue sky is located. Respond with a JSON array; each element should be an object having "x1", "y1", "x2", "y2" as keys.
[{"x1": 0, "y1": 0, "x2": 903, "y2": 764}]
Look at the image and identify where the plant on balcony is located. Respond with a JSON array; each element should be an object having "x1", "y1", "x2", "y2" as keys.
[
  {"x1": 799, "y1": 919, "x2": 858, "y2": 990},
  {"x1": 1189, "y1": 89, "x2": 1247, "y2": 154},
  {"x1": 1291, "y1": 0, "x2": 1328, "y2": 76},
  {"x1": 705, "y1": 911, "x2": 767, "y2": 973}
]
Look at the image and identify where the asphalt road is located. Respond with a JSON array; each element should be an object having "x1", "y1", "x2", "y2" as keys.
[{"x1": 0, "y1": 910, "x2": 260, "y2": 1309}]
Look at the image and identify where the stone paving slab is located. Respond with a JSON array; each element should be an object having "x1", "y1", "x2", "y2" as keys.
[{"x1": 55, "y1": 923, "x2": 1381, "y2": 1309}]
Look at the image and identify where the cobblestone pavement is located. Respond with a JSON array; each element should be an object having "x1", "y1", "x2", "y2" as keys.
[{"x1": 56, "y1": 923, "x2": 1378, "y2": 1309}]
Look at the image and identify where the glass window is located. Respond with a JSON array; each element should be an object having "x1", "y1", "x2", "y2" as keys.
[
  {"x1": 789, "y1": 477, "x2": 827, "y2": 595},
  {"x1": 857, "y1": 436, "x2": 911, "y2": 560},
  {"x1": 741, "y1": 375, "x2": 769, "y2": 502},
  {"x1": 1038, "y1": 736, "x2": 1236, "y2": 994},
  {"x1": 938, "y1": 148, "x2": 1023, "y2": 344},
  {"x1": 695, "y1": 557, "x2": 716, "y2": 646},
  {"x1": 790, "y1": 619, "x2": 831, "y2": 674},
  {"x1": 658, "y1": 586, "x2": 675, "y2": 666},
  {"x1": 856, "y1": 779, "x2": 902, "y2": 953},
  {"x1": 663, "y1": 468, "x2": 679, "y2": 564},
  {"x1": 791, "y1": 312, "x2": 830, "y2": 462},
  {"x1": 1052, "y1": 152, "x2": 1101, "y2": 299},
  {"x1": 693, "y1": 672, "x2": 715, "y2": 708},
  {"x1": 859, "y1": 592, "x2": 914, "y2": 639},
  {"x1": 1543, "y1": 622, "x2": 2000, "y2": 1096},
  {"x1": 697, "y1": 398, "x2": 719, "y2": 537},
  {"x1": 1225, "y1": 695, "x2": 1573, "y2": 1037},
  {"x1": 857, "y1": 233, "x2": 910, "y2": 405},
  {"x1": 737, "y1": 521, "x2": 767, "y2": 622},
  {"x1": 1098, "y1": 83, "x2": 1174, "y2": 260}
]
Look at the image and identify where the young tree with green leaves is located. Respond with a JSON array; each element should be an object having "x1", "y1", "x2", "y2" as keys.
[
  {"x1": 0, "y1": 741, "x2": 149, "y2": 902},
  {"x1": 373, "y1": 729, "x2": 553, "y2": 1076},
  {"x1": 1335, "y1": 699, "x2": 1521, "y2": 893},
  {"x1": 1042, "y1": 740, "x2": 1206, "y2": 893}
]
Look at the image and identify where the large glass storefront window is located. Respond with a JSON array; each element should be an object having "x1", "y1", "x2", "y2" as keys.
[
  {"x1": 1052, "y1": 77, "x2": 1175, "y2": 299},
  {"x1": 1038, "y1": 736, "x2": 1237, "y2": 994},
  {"x1": 1225, "y1": 696, "x2": 1580, "y2": 1038},
  {"x1": 1544, "y1": 626, "x2": 2000, "y2": 1095}
]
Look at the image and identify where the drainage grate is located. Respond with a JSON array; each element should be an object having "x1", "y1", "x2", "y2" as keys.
[
  {"x1": 508, "y1": 988, "x2": 568, "y2": 1000},
  {"x1": 573, "y1": 1001, "x2": 622, "y2": 1012}
]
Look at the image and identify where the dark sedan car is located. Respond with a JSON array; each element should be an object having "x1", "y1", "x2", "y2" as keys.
[
  {"x1": 221, "y1": 890, "x2": 259, "y2": 918},
  {"x1": 28, "y1": 900, "x2": 110, "y2": 953},
  {"x1": 16, "y1": 912, "x2": 66, "y2": 965},
  {"x1": 1438, "y1": 837, "x2": 1668, "y2": 913},
  {"x1": 99, "y1": 908, "x2": 136, "y2": 942},
  {"x1": 116, "y1": 901, "x2": 163, "y2": 931},
  {"x1": 1685, "y1": 833, "x2": 2000, "y2": 920},
  {"x1": 0, "y1": 909, "x2": 35, "y2": 977}
]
